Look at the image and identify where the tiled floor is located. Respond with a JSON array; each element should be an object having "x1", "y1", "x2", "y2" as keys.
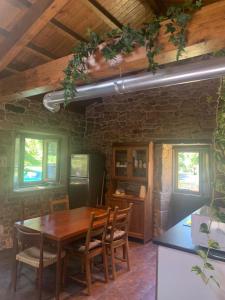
[{"x1": 0, "y1": 241, "x2": 157, "y2": 300}]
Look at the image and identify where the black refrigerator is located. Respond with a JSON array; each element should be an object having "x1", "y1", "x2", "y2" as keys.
[{"x1": 68, "y1": 154, "x2": 105, "y2": 209}]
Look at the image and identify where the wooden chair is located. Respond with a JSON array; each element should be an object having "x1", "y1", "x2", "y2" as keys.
[
  {"x1": 12, "y1": 224, "x2": 65, "y2": 300},
  {"x1": 105, "y1": 203, "x2": 133, "y2": 280},
  {"x1": 49, "y1": 195, "x2": 69, "y2": 213},
  {"x1": 66, "y1": 209, "x2": 110, "y2": 295}
]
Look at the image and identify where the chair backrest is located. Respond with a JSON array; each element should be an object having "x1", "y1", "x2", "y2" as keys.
[
  {"x1": 50, "y1": 195, "x2": 69, "y2": 213},
  {"x1": 107, "y1": 203, "x2": 133, "y2": 243},
  {"x1": 13, "y1": 225, "x2": 44, "y2": 266},
  {"x1": 85, "y1": 208, "x2": 111, "y2": 254}
]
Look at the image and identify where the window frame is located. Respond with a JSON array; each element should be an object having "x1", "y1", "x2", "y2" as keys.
[
  {"x1": 173, "y1": 146, "x2": 210, "y2": 196},
  {"x1": 14, "y1": 132, "x2": 61, "y2": 189}
]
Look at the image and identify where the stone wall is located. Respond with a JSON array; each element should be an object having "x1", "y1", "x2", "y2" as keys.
[
  {"x1": 153, "y1": 144, "x2": 173, "y2": 236},
  {"x1": 0, "y1": 78, "x2": 220, "y2": 249},
  {"x1": 0, "y1": 98, "x2": 85, "y2": 250},
  {"x1": 84, "y1": 79, "x2": 219, "y2": 235}
]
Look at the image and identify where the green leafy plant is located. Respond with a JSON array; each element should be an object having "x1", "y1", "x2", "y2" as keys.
[
  {"x1": 192, "y1": 78, "x2": 225, "y2": 287},
  {"x1": 166, "y1": 0, "x2": 202, "y2": 60},
  {"x1": 62, "y1": 1, "x2": 202, "y2": 103}
]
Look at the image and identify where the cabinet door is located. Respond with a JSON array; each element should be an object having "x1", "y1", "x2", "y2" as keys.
[
  {"x1": 127, "y1": 200, "x2": 144, "y2": 239},
  {"x1": 131, "y1": 147, "x2": 148, "y2": 180},
  {"x1": 113, "y1": 147, "x2": 130, "y2": 179},
  {"x1": 108, "y1": 198, "x2": 126, "y2": 209}
]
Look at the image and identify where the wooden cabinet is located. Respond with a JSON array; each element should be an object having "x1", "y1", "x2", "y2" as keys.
[
  {"x1": 108, "y1": 143, "x2": 153, "y2": 243},
  {"x1": 113, "y1": 146, "x2": 148, "y2": 181}
]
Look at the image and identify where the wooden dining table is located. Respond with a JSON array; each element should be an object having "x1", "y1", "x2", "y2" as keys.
[{"x1": 15, "y1": 206, "x2": 106, "y2": 300}]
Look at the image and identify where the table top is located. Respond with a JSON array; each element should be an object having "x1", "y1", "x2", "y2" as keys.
[
  {"x1": 16, "y1": 207, "x2": 106, "y2": 241},
  {"x1": 153, "y1": 214, "x2": 225, "y2": 263}
]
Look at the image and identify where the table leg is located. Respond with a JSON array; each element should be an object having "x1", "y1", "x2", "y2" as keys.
[{"x1": 56, "y1": 240, "x2": 62, "y2": 300}]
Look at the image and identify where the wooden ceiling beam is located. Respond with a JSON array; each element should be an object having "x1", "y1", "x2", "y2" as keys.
[
  {"x1": 0, "y1": 1, "x2": 225, "y2": 101},
  {"x1": 50, "y1": 19, "x2": 87, "y2": 42},
  {"x1": 0, "y1": 0, "x2": 71, "y2": 72},
  {"x1": 84, "y1": 0, "x2": 123, "y2": 29}
]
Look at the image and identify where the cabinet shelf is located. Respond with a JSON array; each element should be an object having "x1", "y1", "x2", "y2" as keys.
[
  {"x1": 112, "y1": 194, "x2": 145, "y2": 201},
  {"x1": 115, "y1": 166, "x2": 127, "y2": 168},
  {"x1": 109, "y1": 143, "x2": 154, "y2": 243},
  {"x1": 112, "y1": 176, "x2": 147, "y2": 182}
]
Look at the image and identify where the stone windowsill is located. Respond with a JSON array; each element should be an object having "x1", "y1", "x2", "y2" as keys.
[{"x1": 12, "y1": 183, "x2": 66, "y2": 194}]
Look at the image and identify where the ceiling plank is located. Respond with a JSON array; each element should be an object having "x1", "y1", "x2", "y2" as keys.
[
  {"x1": 0, "y1": 1, "x2": 225, "y2": 101},
  {"x1": 50, "y1": 19, "x2": 87, "y2": 42},
  {"x1": 84, "y1": 0, "x2": 123, "y2": 29},
  {"x1": 0, "y1": 0, "x2": 72, "y2": 72},
  {"x1": 0, "y1": 27, "x2": 55, "y2": 62}
]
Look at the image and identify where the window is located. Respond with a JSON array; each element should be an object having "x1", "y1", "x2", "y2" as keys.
[
  {"x1": 14, "y1": 133, "x2": 61, "y2": 189},
  {"x1": 173, "y1": 146, "x2": 210, "y2": 195}
]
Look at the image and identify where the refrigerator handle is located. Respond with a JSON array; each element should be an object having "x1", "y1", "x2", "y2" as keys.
[{"x1": 99, "y1": 171, "x2": 105, "y2": 207}]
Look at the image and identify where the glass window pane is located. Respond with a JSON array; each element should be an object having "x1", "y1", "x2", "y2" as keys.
[
  {"x1": 24, "y1": 138, "x2": 43, "y2": 182},
  {"x1": 115, "y1": 150, "x2": 128, "y2": 177},
  {"x1": 71, "y1": 154, "x2": 88, "y2": 178},
  {"x1": 47, "y1": 141, "x2": 58, "y2": 180},
  {"x1": 14, "y1": 137, "x2": 20, "y2": 187},
  {"x1": 177, "y1": 152, "x2": 199, "y2": 192},
  {"x1": 132, "y1": 149, "x2": 147, "y2": 178}
]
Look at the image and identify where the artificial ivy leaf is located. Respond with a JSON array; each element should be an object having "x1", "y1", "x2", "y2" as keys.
[
  {"x1": 166, "y1": 23, "x2": 176, "y2": 34},
  {"x1": 204, "y1": 262, "x2": 215, "y2": 270},
  {"x1": 200, "y1": 223, "x2": 210, "y2": 234},
  {"x1": 213, "y1": 49, "x2": 225, "y2": 57},
  {"x1": 208, "y1": 239, "x2": 220, "y2": 250},
  {"x1": 195, "y1": 0, "x2": 203, "y2": 9},
  {"x1": 197, "y1": 249, "x2": 207, "y2": 260},
  {"x1": 176, "y1": 13, "x2": 191, "y2": 27},
  {"x1": 191, "y1": 265, "x2": 202, "y2": 275}
]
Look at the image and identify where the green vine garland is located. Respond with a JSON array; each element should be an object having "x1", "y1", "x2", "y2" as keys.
[
  {"x1": 192, "y1": 78, "x2": 225, "y2": 287},
  {"x1": 63, "y1": 0, "x2": 202, "y2": 103}
]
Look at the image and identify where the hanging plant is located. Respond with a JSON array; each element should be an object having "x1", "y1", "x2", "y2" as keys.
[
  {"x1": 62, "y1": 0, "x2": 202, "y2": 104},
  {"x1": 166, "y1": 0, "x2": 202, "y2": 60},
  {"x1": 192, "y1": 78, "x2": 225, "y2": 287}
]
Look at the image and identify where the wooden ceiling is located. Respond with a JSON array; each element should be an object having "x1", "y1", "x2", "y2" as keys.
[
  {"x1": 0, "y1": 0, "x2": 218, "y2": 80},
  {"x1": 0, "y1": 0, "x2": 222, "y2": 110}
]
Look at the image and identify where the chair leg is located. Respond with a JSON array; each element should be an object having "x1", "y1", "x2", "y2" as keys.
[
  {"x1": 126, "y1": 239, "x2": 130, "y2": 272},
  {"x1": 81, "y1": 257, "x2": 85, "y2": 273},
  {"x1": 122, "y1": 244, "x2": 126, "y2": 260},
  {"x1": 62, "y1": 256, "x2": 67, "y2": 288},
  {"x1": 103, "y1": 247, "x2": 109, "y2": 283},
  {"x1": 38, "y1": 267, "x2": 43, "y2": 300},
  {"x1": 85, "y1": 258, "x2": 92, "y2": 296},
  {"x1": 13, "y1": 260, "x2": 18, "y2": 292},
  {"x1": 35, "y1": 269, "x2": 39, "y2": 287},
  {"x1": 110, "y1": 245, "x2": 116, "y2": 280}
]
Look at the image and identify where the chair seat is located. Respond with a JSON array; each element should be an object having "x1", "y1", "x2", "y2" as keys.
[
  {"x1": 106, "y1": 230, "x2": 125, "y2": 242},
  {"x1": 16, "y1": 246, "x2": 65, "y2": 268},
  {"x1": 68, "y1": 239, "x2": 102, "y2": 253}
]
